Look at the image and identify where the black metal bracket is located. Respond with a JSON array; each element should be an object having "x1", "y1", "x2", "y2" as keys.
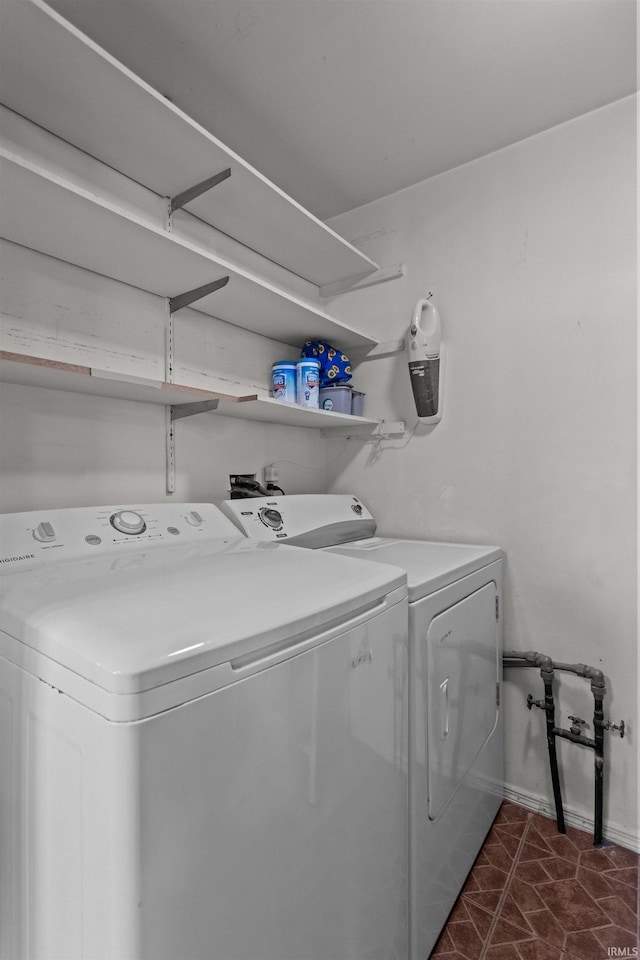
[
  {"x1": 170, "y1": 399, "x2": 220, "y2": 422},
  {"x1": 169, "y1": 167, "x2": 231, "y2": 213},
  {"x1": 169, "y1": 276, "x2": 230, "y2": 315}
]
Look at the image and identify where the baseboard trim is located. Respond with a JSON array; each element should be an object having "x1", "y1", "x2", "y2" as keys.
[{"x1": 502, "y1": 785, "x2": 640, "y2": 853}]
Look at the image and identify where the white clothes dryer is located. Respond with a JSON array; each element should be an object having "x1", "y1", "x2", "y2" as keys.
[
  {"x1": 221, "y1": 493, "x2": 505, "y2": 960},
  {"x1": 0, "y1": 502, "x2": 409, "y2": 960}
]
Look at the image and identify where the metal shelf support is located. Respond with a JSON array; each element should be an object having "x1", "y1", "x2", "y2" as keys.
[
  {"x1": 167, "y1": 398, "x2": 222, "y2": 493},
  {"x1": 169, "y1": 276, "x2": 230, "y2": 314},
  {"x1": 164, "y1": 272, "x2": 229, "y2": 492},
  {"x1": 349, "y1": 338, "x2": 405, "y2": 365},
  {"x1": 169, "y1": 167, "x2": 232, "y2": 214},
  {"x1": 321, "y1": 419, "x2": 406, "y2": 439},
  {"x1": 170, "y1": 399, "x2": 220, "y2": 421},
  {"x1": 319, "y1": 263, "x2": 404, "y2": 299}
]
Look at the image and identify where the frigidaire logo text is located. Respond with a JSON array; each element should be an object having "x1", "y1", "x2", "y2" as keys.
[{"x1": 0, "y1": 554, "x2": 35, "y2": 564}]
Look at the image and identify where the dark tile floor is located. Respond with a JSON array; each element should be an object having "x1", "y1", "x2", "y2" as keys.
[{"x1": 430, "y1": 800, "x2": 639, "y2": 960}]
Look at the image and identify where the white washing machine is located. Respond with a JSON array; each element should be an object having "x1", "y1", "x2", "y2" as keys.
[
  {"x1": 221, "y1": 493, "x2": 505, "y2": 960},
  {"x1": 0, "y1": 502, "x2": 409, "y2": 960}
]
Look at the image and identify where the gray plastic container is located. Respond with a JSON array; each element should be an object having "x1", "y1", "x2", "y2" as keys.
[
  {"x1": 351, "y1": 390, "x2": 365, "y2": 416},
  {"x1": 319, "y1": 384, "x2": 352, "y2": 413}
]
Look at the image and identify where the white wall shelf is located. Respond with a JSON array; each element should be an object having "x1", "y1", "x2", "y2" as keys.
[
  {"x1": 0, "y1": 351, "x2": 244, "y2": 407},
  {"x1": 213, "y1": 396, "x2": 380, "y2": 432},
  {"x1": 0, "y1": 352, "x2": 380, "y2": 435},
  {"x1": 0, "y1": 0, "x2": 378, "y2": 288},
  {"x1": 0, "y1": 149, "x2": 379, "y2": 351},
  {"x1": 0, "y1": 0, "x2": 384, "y2": 489}
]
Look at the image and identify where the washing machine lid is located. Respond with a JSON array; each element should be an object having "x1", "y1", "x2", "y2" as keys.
[
  {"x1": 326, "y1": 538, "x2": 503, "y2": 602},
  {"x1": 0, "y1": 539, "x2": 406, "y2": 695}
]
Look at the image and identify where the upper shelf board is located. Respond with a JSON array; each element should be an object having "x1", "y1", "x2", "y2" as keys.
[
  {"x1": 0, "y1": 0, "x2": 379, "y2": 288},
  {"x1": 0, "y1": 150, "x2": 379, "y2": 351}
]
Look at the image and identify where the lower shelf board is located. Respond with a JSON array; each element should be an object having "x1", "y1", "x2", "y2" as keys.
[
  {"x1": 0, "y1": 350, "x2": 244, "y2": 406},
  {"x1": 0, "y1": 351, "x2": 380, "y2": 432},
  {"x1": 215, "y1": 395, "x2": 379, "y2": 430}
]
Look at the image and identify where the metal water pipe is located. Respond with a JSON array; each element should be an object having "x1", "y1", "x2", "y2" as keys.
[{"x1": 503, "y1": 650, "x2": 625, "y2": 846}]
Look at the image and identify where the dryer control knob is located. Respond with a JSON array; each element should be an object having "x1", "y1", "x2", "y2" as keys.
[
  {"x1": 110, "y1": 510, "x2": 147, "y2": 536},
  {"x1": 185, "y1": 511, "x2": 204, "y2": 526},
  {"x1": 259, "y1": 507, "x2": 283, "y2": 530}
]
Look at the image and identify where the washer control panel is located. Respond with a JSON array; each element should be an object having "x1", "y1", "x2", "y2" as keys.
[
  {"x1": 0, "y1": 503, "x2": 241, "y2": 573},
  {"x1": 220, "y1": 494, "x2": 376, "y2": 548},
  {"x1": 110, "y1": 510, "x2": 147, "y2": 536},
  {"x1": 258, "y1": 507, "x2": 283, "y2": 531}
]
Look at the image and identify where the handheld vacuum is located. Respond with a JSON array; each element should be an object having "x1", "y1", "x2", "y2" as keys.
[{"x1": 408, "y1": 296, "x2": 443, "y2": 423}]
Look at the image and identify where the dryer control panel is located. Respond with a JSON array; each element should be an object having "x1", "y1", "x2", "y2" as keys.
[
  {"x1": 220, "y1": 493, "x2": 376, "y2": 548},
  {"x1": 0, "y1": 503, "x2": 241, "y2": 572}
]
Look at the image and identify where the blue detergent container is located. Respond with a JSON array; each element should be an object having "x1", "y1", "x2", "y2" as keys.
[
  {"x1": 296, "y1": 358, "x2": 320, "y2": 408},
  {"x1": 272, "y1": 361, "x2": 297, "y2": 403}
]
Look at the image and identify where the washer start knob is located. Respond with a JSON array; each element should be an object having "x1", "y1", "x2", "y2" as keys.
[
  {"x1": 259, "y1": 507, "x2": 283, "y2": 530},
  {"x1": 110, "y1": 510, "x2": 147, "y2": 536}
]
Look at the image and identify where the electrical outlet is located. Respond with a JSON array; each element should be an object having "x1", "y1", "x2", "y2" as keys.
[{"x1": 263, "y1": 465, "x2": 279, "y2": 484}]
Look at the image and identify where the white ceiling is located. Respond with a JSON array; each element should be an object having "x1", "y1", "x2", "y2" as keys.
[{"x1": 47, "y1": 0, "x2": 637, "y2": 221}]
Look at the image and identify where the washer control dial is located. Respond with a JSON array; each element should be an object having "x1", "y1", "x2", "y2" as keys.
[
  {"x1": 33, "y1": 521, "x2": 56, "y2": 542},
  {"x1": 110, "y1": 510, "x2": 147, "y2": 536},
  {"x1": 259, "y1": 507, "x2": 283, "y2": 530}
]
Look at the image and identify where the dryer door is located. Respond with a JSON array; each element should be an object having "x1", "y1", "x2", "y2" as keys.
[{"x1": 426, "y1": 581, "x2": 499, "y2": 819}]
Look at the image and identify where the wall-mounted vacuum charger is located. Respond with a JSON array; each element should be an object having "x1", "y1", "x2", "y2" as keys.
[{"x1": 408, "y1": 296, "x2": 444, "y2": 424}]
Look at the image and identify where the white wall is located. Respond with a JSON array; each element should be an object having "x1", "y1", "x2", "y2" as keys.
[
  {"x1": 0, "y1": 380, "x2": 328, "y2": 510},
  {"x1": 1, "y1": 89, "x2": 636, "y2": 847},
  {"x1": 325, "y1": 97, "x2": 637, "y2": 846},
  {"x1": 0, "y1": 110, "x2": 330, "y2": 510},
  {"x1": 0, "y1": 239, "x2": 328, "y2": 510}
]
